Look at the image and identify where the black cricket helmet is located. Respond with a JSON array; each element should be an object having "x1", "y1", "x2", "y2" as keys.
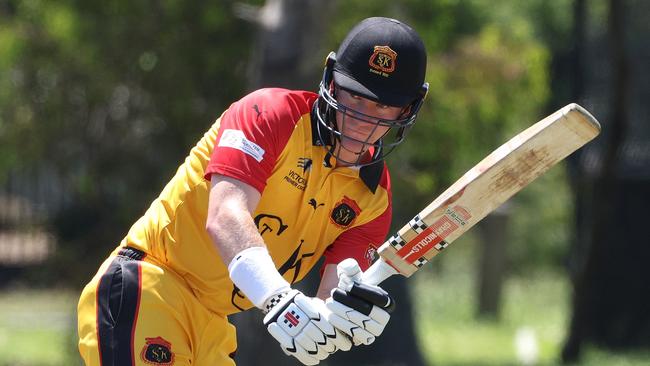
[{"x1": 315, "y1": 17, "x2": 429, "y2": 166}]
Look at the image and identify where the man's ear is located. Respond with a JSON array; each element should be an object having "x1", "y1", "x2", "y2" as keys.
[{"x1": 330, "y1": 83, "x2": 338, "y2": 96}]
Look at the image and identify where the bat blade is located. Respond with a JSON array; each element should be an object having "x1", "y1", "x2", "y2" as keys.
[{"x1": 362, "y1": 103, "x2": 601, "y2": 285}]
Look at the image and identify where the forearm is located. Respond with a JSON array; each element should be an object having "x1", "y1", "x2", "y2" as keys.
[
  {"x1": 316, "y1": 264, "x2": 339, "y2": 300},
  {"x1": 206, "y1": 203, "x2": 265, "y2": 265},
  {"x1": 206, "y1": 175, "x2": 265, "y2": 265},
  {"x1": 206, "y1": 177, "x2": 353, "y2": 363},
  {"x1": 206, "y1": 174, "x2": 294, "y2": 310}
]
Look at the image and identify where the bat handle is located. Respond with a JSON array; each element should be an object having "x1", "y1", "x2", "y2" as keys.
[{"x1": 360, "y1": 258, "x2": 398, "y2": 286}]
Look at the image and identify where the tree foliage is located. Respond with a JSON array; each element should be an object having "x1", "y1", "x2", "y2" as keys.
[
  {"x1": 0, "y1": 0, "x2": 576, "y2": 280},
  {"x1": 380, "y1": 2, "x2": 561, "y2": 270},
  {"x1": 0, "y1": 0, "x2": 256, "y2": 284}
]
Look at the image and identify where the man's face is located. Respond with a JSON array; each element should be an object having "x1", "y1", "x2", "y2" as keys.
[{"x1": 334, "y1": 88, "x2": 405, "y2": 165}]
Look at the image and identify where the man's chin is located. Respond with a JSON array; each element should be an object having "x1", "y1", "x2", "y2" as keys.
[
  {"x1": 339, "y1": 142, "x2": 366, "y2": 156},
  {"x1": 337, "y1": 149, "x2": 371, "y2": 166}
]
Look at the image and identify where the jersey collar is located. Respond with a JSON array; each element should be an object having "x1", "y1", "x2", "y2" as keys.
[
  {"x1": 359, "y1": 160, "x2": 383, "y2": 194},
  {"x1": 310, "y1": 104, "x2": 383, "y2": 194}
]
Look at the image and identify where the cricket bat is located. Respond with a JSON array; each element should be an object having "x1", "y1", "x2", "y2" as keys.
[{"x1": 361, "y1": 103, "x2": 601, "y2": 286}]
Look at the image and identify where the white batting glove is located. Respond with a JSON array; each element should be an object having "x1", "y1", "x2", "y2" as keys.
[
  {"x1": 325, "y1": 258, "x2": 395, "y2": 346},
  {"x1": 263, "y1": 290, "x2": 353, "y2": 365},
  {"x1": 228, "y1": 247, "x2": 352, "y2": 365}
]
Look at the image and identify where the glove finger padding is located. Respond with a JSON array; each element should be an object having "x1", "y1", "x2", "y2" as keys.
[
  {"x1": 333, "y1": 287, "x2": 392, "y2": 321},
  {"x1": 267, "y1": 322, "x2": 320, "y2": 365},
  {"x1": 293, "y1": 295, "x2": 351, "y2": 354},
  {"x1": 295, "y1": 322, "x2": 335, "y2": 356},
  {"x1": 327, "y1": 294, "x2": 388, "y2": 336},
  {"x1": 330, "y1": 327, "x2": 353, "y2": 351},
  {"x1": 347, "y1": 282, "x2": 395, "y2": 312},
  {"x1": 264, "y1": 291, "x2": 353, "y2": 365},
  {"x1": 325, "y1": 299, "x2": 377, "y2": 345}
]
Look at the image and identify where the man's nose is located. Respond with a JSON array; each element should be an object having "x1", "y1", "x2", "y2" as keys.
[
  {"x1": 348, "y1": 103, "x2": 379, "y2": 123},
  {"x1": 351, "y1": 101, "x2": 374, "y2": 117}
]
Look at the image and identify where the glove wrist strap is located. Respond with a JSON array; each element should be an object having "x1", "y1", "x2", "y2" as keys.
[{"x1": 228, "y1": 246, "x2": 291, "y2": 309}]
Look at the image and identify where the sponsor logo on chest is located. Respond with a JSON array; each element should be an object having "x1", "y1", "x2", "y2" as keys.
[
  {"x1": 283, "y1": 169, "x2": 308, "y2": 191},
  {"x1": 283, "y1": 158, "x2": 312, "y2": 191}
]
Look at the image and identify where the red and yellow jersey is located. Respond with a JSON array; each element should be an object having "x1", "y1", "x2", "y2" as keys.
[{"x1": 119, "y1": 88, "x2": 392, "y2": 315}]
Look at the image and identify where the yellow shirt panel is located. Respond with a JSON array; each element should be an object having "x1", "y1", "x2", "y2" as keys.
[{"x1": 120, "y1": 91, "x2": 390, "y2": 315}]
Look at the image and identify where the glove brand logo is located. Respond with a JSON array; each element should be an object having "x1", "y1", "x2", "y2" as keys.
[
  {"x1": 330, "y1": 196, "x2": 361, "y2": 228},
  {"x1": 368, "y1": 45, "x2": 397, "y2": 77},
  {"x1": 283, "y1": 310, "x2": 301, "y2": 327},
  {"x1": 140, "y1": 337, "x2": 174, "y2": 365}
]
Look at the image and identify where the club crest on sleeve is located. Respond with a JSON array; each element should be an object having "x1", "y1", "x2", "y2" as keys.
[
  {"x1": 364, "y1": 244, "x2": 378, "y2": 267},
  {"x1": 330, "y1": 196, "x2": 361, "y2": 228},
  {"x1": 141, "y1": 337, "x2": 174, "y2": 365}
]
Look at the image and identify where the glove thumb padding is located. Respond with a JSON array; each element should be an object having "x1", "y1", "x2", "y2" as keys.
[
  {"x1": 337, "y1": 258, "x2": 362, "y2": 291},
  {"x1": 335, "y1": 259, "x2": 396, "y2": 312},
  {"x1": 327, "y1": 259, "x2": 396, "y2": 347}
]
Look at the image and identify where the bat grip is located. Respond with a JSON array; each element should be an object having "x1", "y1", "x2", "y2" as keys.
[{"x1": 360, "y1": 258, "x2": 398, "y2": 286}]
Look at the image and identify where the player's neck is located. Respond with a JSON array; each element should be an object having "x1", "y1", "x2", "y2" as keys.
[{"x1": 333, "y1": 148, "x2": 372, "y2": 168}]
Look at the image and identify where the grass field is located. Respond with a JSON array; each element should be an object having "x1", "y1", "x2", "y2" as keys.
[
  {"x1": 0, "y1": 252, "x2": 648, "y2": 366},
  {"x1": 0, "y1": 289, "x2": 81, "y2": 366},
  {"x1": 412, "y1": 235, "x2": 650, "y2": 366}
]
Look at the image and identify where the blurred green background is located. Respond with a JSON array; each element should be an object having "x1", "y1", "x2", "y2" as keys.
[{"x1": 1, "y1": 0, "x2": 649, "y2": 365}]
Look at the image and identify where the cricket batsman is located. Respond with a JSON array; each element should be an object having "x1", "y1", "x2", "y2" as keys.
[{"x1": 77, "y1": 16, "x2": 429, "y2": 365}]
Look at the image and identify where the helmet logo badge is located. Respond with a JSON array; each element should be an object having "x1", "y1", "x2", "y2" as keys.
[{"x1": 368, "y1": 45, "x2": 397, "y2": 77}]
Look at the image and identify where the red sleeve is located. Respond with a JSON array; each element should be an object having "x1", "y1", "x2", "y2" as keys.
[
  {"x1": 322, "y1": 169, "x2": 392, "y2": 272},
  {"x1": 204, "y1": 88, "x2": 314, "y2": 193}
]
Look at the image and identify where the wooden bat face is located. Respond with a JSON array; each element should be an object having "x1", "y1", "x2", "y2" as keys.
[{"x1": 374, "y1": 103, "x2": 601, "y2": 278}]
